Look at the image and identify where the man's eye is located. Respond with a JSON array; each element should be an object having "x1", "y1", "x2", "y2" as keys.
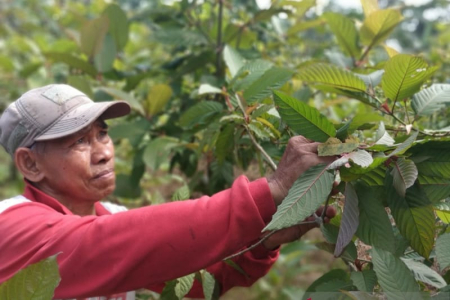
[
  {"x1": 99, "y1": 130, "x2": 108, "y2": 137},
  {"x1": 75, "y1": 137, "x2": 85, "y2": 144}
]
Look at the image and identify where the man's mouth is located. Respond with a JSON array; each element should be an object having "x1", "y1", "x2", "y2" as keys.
[{"x1": 93, "y1": 169, "x2": 114, "y2": 179}]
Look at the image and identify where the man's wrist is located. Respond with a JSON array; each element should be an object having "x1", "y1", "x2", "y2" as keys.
[{"x1": 266, "y1": 177, "x2": 286, "y2": 206}]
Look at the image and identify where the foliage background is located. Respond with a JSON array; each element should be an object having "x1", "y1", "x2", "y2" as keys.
[{"x1": 1, "y1": 0, "x2": 450, "y2": 299}]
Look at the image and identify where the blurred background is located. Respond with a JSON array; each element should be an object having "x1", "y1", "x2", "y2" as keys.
[{"x1": 1, "y1": 0, "x2": 449, "y2": 299}]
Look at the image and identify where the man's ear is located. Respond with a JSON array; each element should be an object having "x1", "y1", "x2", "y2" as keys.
[{"x1": 14, "y1": 147, "x2": 45, "y2": 182}]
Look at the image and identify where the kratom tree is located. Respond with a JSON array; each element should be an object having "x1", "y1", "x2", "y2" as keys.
[{"x1": 1, "y1": 0, "x2": 450, "y2": 299}]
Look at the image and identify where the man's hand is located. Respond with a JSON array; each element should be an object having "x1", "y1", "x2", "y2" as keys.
[
  {"x1": 267, "y1": 135, "x2": 336, "y2": 206},
  {"x1": 262, "y1": 205, "x2": 336, "y2": 250}
]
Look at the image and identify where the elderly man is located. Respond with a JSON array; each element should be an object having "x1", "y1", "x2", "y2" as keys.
[{"x1": 0, "y1": 84, "x2": 335, "y2": 299}]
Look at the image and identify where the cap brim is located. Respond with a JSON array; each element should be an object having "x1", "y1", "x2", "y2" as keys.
[{"x1": 35, "y1": 100, "x2": 131, "y2": 141}]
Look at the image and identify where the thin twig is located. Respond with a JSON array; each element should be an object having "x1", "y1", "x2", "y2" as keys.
[
  {"x1": 222, "y1": 220, "x2": 319, "y2": 261},
  {"x1": 245, "y1": 124, "x2": 278, "y2": 171},
  {"x1": 215, "y1": 0, "x2": 224, "y2": 79}
]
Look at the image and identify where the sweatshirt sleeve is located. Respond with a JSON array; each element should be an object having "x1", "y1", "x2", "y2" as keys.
[{"x1": 0, "y1": 176, "x2": 277, "y2": 299}]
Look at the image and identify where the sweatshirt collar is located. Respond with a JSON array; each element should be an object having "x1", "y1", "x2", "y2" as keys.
[{"x1": 22, "y1": 179, "x2": 110, "y2": 216}]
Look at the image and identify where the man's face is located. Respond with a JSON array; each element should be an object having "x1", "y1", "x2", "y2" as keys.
[{"x1": 33, "y1": 119, "x2": 116, "y2": 204}]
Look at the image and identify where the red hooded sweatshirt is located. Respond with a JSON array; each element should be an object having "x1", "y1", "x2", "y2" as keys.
[{"x1": 0, "y1": 176, "x2": 279, "y2": 299}]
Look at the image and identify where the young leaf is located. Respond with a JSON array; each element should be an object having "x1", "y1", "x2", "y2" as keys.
[
  {"x1": 263, "y1": 164, "x2": 334, "y2": 231},
  {"x1": 335, "y1": 183, "x2": 359, "y2": 257},
  {"x1": 434, "y1": 202, "x2": 450, "y2": 223},
  {"x1": 146, "y1": 84, "x2": 173, "y2": 116},
  {"x1": 179, "y1": 101, "x2": 223, "y2": 129},
  {"x1": 223, "y1": 45, "x2": 245, "y2": 78},
  {"x1": 436, "y1": 233, "x2": 450, "y2": 271},
  {"x1": 350, "y1": 269, "x2": 377, "y2": 292},
  {"x1": 390, "y1": 158, "x2": 418, "y2": 197},
  {"x1": 99, "y1": 87, "x2": 145, "y2": 115},
  {"x1": 355, "y1": 69, "x2": 385, "y2": 88},
  {"x1": 0, "y1": 255, "x2": 60, "y2": 300},
  {"x1": 371, "y1": 247, "x2": 422, "y2": 300},
  {"x1": 318, "y1": 138, "x2": 359, "y2": 156},
  {"x1": 361, "y1": 0, "x2": 379, "y2": 17},
  {"x1": 355, "y1": 183, "x2": 396, "y2": 253},
  {"x1": 360, "y1": 9, "x2": 403, "y2": 48},
  {"x1": 411, "y1": 83, "x2": 450, "y2": 117},
  {"x1": 243, "y1": 67, "x2": 295, "y2": 104},
  {"x1": 297, "y1": 63, "x2": 367, "y2": 93},
  {"x1": 382, "y1": 54, "x2": 433, "y2": 103},
  {"x1": 401, "y1": 258, "x2": 447, "y2": 289},
  {"x1": 375, "y1": 122, "x2": 395, "y2": 146},
  {"x1": 273, "y1": 91, "x2": 336, "y2": 142},
  {"x1": 323, "y1": 12, "x2": 360, "y2": 58},
  {"x1": 386, "y1": 178, "x2": 435, "y2": 259}
]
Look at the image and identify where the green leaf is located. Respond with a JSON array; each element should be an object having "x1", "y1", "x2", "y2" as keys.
[
  {"x1": 401, "y1": 258, "x2": 447, "y2": 289},
  {"x1": 172, "y1": 185, "x2": 190, "y2": 201},
  {"x1": 264, "y1": 164, "x2": 334, "y2": 231},
  {"x1": 103, "y1": 4, "x2": 129, "y2": 51},
  {"x1": 389, "y1": 130, "x2": 419, "y2": 157},
  {"x1": 382, "y1": 54, "x2": 433, "y2": 102},
  {"x1": 230, "y1": 59, "x2": 273, "y2": 91},
  {"x1": 201, "y1": 270, "x2": 219, "y2": 300},
  {"x1": 318, "y1": 138, "x2": 359, "y2": 156},
  {"x1": 44, "y1": 52, "x2": 97, "y2": 77},
  {"x1": 354, "y1": 70, "x2": 385, "y2": 88},
  {"x1": 160, "y1": 274, "x2": 195, "y2": 300},
  {"x1": 390, "y1": 158, "x2": 418, "y2": 197},
  {"x1": 436, "y1": 233, "x2": 450, "y2": 271},
  {"x1": 215, "y1": 124, "x2": 235, "y2": 164},
  {"x1": 302, "y1": 269, "x2": 354, "y2": 300},
  {"x1": 355, "y1": 183, "x2": 396, "y2": 253},
  {"x1": 179, "y1": 101, "x2": 223, "y2": 129},
  {"x1": 375, "y1": 121, "x2": 395, "y2": 146},
  {"x1": 386, "y1": 178, "x2": 435, "y2": 258},
  {"x1": 198, "y1": 84, "x2": 223, "y2": 95},
  {"x1": 0, "y1": 255, "x2": 60, "y2": 300},
  {"x1": 411, "y1": 84, "x2": 450, "y2": 117},
  {"x1": 94, "y1": 34, "x2": 116, "y2": 73},
  {"x1": 146, "y1": 84, "x2": 173, "y2": 116},
  {"x1": 335, "y1": 183, "x2": 359, "y2": 257},
  {"x1": 371, "y1": 247, "x2": 422, "y2": 300},
  {"x1": 297, "y1": 63, "x2": 367, "y2": 93},
  {"x1": 418, "y1": 175, "x2": 450, "y2": 203},
  {"x1": 80, "y1": 15, "x2": 110, "y2": 57},
  {"x1": 223, "y1": 45, "x2": 245, "y2": 78},
  {"x1": 67, "y1": 75, "x2": 94, "y2": 99},
  {"x1": 360, "y1": 9, "x2": 403, "y2": 48},
  {"x1": 243, "y1": 67, "x2": 294, "y2": 104},
  {"x1": 350, "y1": 270, "x2": 377, "y2": 292},
  {"x1": 143, "y1": 137, "x2": 180, "y2": 171},
  {"x1": 323, "y1": 12, "x2": 360, "y2": 58},
  {"x1": 328, "y1": 150, "x2": 373, "y2": 170},
  {"x1": 98, "y1": 87, "x2": 144, "y2": 115},
  {"x1": 273, "y1": 91, "x2": 336, "y2": 142},
  {"x1": 361, "y1": 0, "x2": 379, "y2": 17},
  {"x1": 435, "y1": 201, "x2": 450, "y2": 223}
]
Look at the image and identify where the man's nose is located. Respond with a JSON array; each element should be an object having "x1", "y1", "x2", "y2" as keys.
[{"x1": 91, "y1": 139, "x2": 113, "y2": 164}]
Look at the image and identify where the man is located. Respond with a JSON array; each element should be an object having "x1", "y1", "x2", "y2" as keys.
[{"x1": 0, "y1": 84, "x2": 335, "y2": 299}]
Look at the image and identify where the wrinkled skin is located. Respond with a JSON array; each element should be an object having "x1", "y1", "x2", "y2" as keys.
[{"x1": 263, "y1": 136, "x2": 337, "y2": 250}]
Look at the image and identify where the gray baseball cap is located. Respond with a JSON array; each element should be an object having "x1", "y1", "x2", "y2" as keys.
[{"x1": 0, "y1": 84, "x2": 131, "y2": 157}]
